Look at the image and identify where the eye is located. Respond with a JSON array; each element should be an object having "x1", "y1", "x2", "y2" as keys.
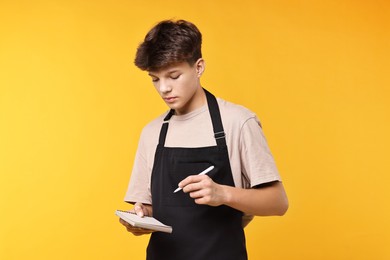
[
  {"x1": 151, "y1": 77, "x2": 159, "y2": 82},
  {"x1": 170, "y1": 74, "x2": 181, "y2": 80}
]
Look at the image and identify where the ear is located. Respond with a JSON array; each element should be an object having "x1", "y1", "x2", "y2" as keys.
[{"x1": 195, "y1": 58, "x2": 205, "y2": 77}]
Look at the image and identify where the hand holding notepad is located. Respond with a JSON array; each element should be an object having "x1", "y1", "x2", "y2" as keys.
[{"x1": 116, "y1": 210, "x2": 172, "y2": 233}]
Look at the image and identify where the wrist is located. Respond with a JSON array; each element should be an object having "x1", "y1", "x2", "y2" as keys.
[{"x1": 222, "y1": 185, "x2": 234, "y2": 206}]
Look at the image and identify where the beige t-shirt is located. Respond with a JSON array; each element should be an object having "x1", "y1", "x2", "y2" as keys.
[{"x1": 124, "y1": 97, "x2": 281, "y2": 205}]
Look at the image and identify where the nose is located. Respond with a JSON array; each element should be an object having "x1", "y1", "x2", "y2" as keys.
[{"x1": 158, "y1": 79, "x2": 172, "y2": 94}]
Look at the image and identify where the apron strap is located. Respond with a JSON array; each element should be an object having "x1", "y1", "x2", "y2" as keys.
[
  {"x1": 204, "y1": 89, "x2": 227, "y2": 146},
  {"x1": 158, "y1": 89, "x2": 227, "y2": 147},
  {"x1": 158, "y1": 109, "x2": 174, "y2": 145}
]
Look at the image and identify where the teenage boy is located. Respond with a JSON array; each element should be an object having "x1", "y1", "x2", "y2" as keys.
[{"x1": 119, "y1": 19, "x2": 288, "y2": 260}]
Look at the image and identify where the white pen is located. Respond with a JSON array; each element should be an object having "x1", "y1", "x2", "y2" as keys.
[{"x1": 173, "y1": 165, "x2": 215, "y2": 193}]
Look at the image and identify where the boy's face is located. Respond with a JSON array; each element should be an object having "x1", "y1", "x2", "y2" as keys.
[{"x1": 148, "y1": 59, "x2": 205, "y2": 115}]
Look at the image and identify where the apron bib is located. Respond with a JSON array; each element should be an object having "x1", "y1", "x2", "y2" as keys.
[{"x1": 147, "y1": 89, "x2": 247, "y2": 260}]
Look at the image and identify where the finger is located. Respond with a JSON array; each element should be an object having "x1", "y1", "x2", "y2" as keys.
[
  {"x1": 124, "y1": 224, "x2": 145, "y2": 232},
  {"x1": 183, "y1": 176, "x2": 213, "y2": 193},
  {"x1": 189, "y1": 189, "x2": 206, "y2": 199},
  {"x1": 179, "y1": 175, "x2": 207, "y2": 189},
  {"x1": 132, "y1": 230, "x2": 154, "y2": 236},
  {"x1": 194, "y1": 197, "x2": 207, "y2": 205},
  {"x1": 134, "y1": 203, "x2": 144, "y2": 217},
  {"x1": 183, "y1": 182, "x2": 203, "y2": 193},
  {"x1": 119, "y1": 218, "x2": 129, "y2": 226},
  {"x1": 126, "y1": 226, "x2": 154, "y2": 235}
]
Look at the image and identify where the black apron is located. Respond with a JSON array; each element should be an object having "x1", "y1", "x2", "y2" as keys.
[{"x1": 147, "y1": 89, "x2": 247, "y2": 260}]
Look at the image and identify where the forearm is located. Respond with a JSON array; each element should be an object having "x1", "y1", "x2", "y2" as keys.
[{"x1": 222, "y1": 181, "x2": 289, "y2": 216}]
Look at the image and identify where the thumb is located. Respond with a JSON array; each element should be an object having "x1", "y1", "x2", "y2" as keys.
[{"x1": 134, "y1": 203, "x2": 144, "y2": 217}]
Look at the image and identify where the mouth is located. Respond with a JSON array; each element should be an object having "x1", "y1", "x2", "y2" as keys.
[{"x1": 163, "y1": 96, "x2": 177, "y2": 103}]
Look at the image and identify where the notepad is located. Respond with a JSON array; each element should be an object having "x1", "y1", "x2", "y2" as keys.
[{"x1": 116, "y1": 210, "x2": 173, "y2": 233}]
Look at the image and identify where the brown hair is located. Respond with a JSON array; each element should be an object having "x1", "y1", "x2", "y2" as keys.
[{"x1": 134, "y1": 19, "x2": 202, "y2": 71}]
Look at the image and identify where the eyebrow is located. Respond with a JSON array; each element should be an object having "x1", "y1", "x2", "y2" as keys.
[{"x1": 148, "y1": 69, "x2": 180, "y2": 77}]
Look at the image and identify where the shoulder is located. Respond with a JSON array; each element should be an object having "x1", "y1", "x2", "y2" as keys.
[
  {"x1": 217, "y1": 97, "x2": 260, "y2": 129},
  {"x1": 142, "y1": 110, "x2": 170, "y2": 132},
  {"x1": 138, "y1": 111, "x2": 169, "y2": 145}
]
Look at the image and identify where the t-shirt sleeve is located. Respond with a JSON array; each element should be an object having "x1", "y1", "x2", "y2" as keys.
[
  {"x1": 124, "y1": 132, "x2": 152, "y2": 205},
  {"x1": 239, "y1": 117, "x2": 281, "y2": 187}
]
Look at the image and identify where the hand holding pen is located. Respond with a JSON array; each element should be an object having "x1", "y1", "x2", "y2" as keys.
[
  {"x1": 174, "y1": 165, "x2": 215, "y2": 193},
  {"x1": 174, "y1": 165, "x2": 229, "y2": 207}
]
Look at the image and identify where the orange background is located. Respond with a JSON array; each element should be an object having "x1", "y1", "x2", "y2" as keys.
[{"x1": 1, "y1": 0, "x2": 389, "y2": 259}]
